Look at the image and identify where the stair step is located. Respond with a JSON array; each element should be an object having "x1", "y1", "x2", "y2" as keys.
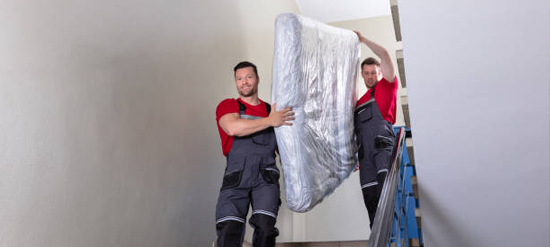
[
  {"x1": 401, "y1": 94, "x2": 411, "y2": 129},
  {"x1": 396, "y1": 49, "x2": 406, "y2": 88},
  {"x1": 390, "y1": 0, "x2": 402, "y2": 42},
  {"x1": 406, "y1": 146, "x2": 415, "y2": 167},
  {"x1": 276, "y1": 241, "x2": 368, "y2": 247},
  {"x1": 409, "y1": 238, "x2": 421, "y2": 247},
  {"x1": 415, "y1": 208, "x2": 422, "y2": 229},
  {"x1": 411, "y1": 175, "x2": 419, "y2": 199},
  {"x1": 214, "y1": 240, "x2": 369, "y2": 247}
]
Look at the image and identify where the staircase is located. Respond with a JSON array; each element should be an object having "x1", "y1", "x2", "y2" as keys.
[
  {"x1": 386, "y1": 127, "x2": 422, "y2": 247},
  {"x1": 245, "y1": 240, "x2": 368, "y2": 247},
  {"x1": 384, "y1": 0, "x2": 423, "y2": 246}
]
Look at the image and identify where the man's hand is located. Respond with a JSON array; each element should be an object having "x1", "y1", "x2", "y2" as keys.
[
  {"x1": 353, "y1": 30, "x2": 366, "y2": 44},
  {"x1": 268, "y1": 103, "x2": 295, "y2": 127},
  {"x1": 352, "y1": 30, "x2": 396, "y2": 82}
]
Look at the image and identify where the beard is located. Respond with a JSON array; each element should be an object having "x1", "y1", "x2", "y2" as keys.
[
  {"x1": 238, "y1": 87, "x2": 257, "y2": 97},
  {"x1": 366, "y1": 79, "x2": 378, "y2": 89}
]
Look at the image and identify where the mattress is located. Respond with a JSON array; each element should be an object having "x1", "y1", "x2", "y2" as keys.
[{"x1": 272, "y1": 13, "x2": 361, "y2": 212}]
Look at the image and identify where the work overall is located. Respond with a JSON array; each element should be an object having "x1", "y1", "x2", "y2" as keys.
[
  {"x1": 215, "y1": 101, "x2": 281, "y2": 247},
  {"x1": 354, "y1": 87, "x2": 395, "y2": 228}
]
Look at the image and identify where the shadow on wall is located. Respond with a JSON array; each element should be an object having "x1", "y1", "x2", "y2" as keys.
[{"x1": 419, "y1": 185, "x2": 476, "y2": 247}]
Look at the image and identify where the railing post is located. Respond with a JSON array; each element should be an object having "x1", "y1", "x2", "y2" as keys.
[{"x1": 367, "y1": 127, "x2": 407, "y2": 247}]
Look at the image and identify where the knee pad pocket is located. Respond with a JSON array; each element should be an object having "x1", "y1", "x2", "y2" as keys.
[
  {"x1": 221, "y1": 170, "x2": 243, "y2": 191},
  {"x1": 260, "y1": 169, "x2": 280, "y2": 184},
  {"x1": 358, "y1": 143, "x2": 364, "y2": 160},
  {"x1": 375, "y1": 135, "x2": 394, "y2": 150}
]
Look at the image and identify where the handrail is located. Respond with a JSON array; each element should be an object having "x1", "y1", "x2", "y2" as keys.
[{"x1": 367, "y1": 127, "x2": 407, "y2": 247}]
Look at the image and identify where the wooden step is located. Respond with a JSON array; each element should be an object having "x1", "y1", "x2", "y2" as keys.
[
  {"x1": 409, "y1": 238, "x2": 421, "y2": 247},
  {"x1": 405, "y1": 137, "x2": 415, "y2": 167},
  {"x1": 415, "y1": 208, "x2": 422, "y2": 229},
  {"x1": 276, "y1": 241, "x2": 368, "y2": 247},
  {"x1": 213, "y1": 240, "x2": 370, "y2": 247},
  {"x1": 390, "y1": 0, "x2": 402, "y2": 42},
  {"x1": 396, "y1": 49, "x2": 406, "y2": 88},
  {"x1": 401, "y1": 94, "x2": 411, "y2": 129},
  {"x1": 411, "y1": 175, "x2": 419, "y2": 199}
]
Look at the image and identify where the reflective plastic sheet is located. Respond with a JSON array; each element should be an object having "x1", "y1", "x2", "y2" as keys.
[{"x1": 272, "y1": 13, "x2": 360, "y2": 212}]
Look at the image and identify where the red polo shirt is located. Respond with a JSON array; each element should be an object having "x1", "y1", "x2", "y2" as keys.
[
  {"x1": 356, "y1": 76, "x2": 399, "y2": 124},
  {"x1": 215, "y1": 98, "x2": 269, "y2": 156}
]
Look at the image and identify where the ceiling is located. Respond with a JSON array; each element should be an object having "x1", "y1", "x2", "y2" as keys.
[{"x1": 294, "y1": 0, "x2": 391, "y2": 23}]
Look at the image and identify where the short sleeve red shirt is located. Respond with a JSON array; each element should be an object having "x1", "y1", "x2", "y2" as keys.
[
  {"x1": 216, "y1": 98, "x2": 269, "y2": 156},
  {"x1": 356, "y1": 76, "x2": 399, "y2": 124}
]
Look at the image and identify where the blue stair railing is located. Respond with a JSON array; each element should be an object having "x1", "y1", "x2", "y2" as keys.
[{"x1": 367, "y1": 127, "x2": 423, "y2": 247}]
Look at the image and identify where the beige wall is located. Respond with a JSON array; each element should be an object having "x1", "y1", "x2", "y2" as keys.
[{"x1": 0, "y1": 1, "x2": 299, "y2": 246}]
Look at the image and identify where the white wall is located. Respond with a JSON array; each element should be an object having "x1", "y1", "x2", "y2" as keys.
[
  {"x1": 0, "y1": 1, "x2": 299, "y2": 246},
  {"x1": 399, "y1": 1, "x2": 550, "y2": 247}
]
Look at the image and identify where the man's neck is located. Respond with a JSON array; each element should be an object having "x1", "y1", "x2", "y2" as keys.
[{"x1": 239, "y1": 95, "x2": 260, "y2": 106}]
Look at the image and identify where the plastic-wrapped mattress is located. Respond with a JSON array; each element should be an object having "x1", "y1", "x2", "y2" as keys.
[{"x1": 272, "y1": 13, "x2": 361, "y2": 212}]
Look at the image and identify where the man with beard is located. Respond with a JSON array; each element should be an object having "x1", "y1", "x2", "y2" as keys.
[
  {"x1": 353, "y1": 31, "x2": 399, "y2": 228},
  {"x1": 214, "y1": 61, "x2": 294, "y2": 247}
]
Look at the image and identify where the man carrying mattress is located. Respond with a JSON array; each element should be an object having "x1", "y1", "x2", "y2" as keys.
[
  {"x1": 215, "y1": 61, "x2": 294, "y2": 247},
  {"x1": 353, "y1": 31, "x2": 399, "y2": 228}
]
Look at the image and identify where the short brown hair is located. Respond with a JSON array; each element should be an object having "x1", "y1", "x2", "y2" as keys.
[
  {"x1": 361, "y1": 57, "x2": 380, "y2": 69},
  {"x1": 234, "y1": 61, "x2": 258, "y2": 77}
]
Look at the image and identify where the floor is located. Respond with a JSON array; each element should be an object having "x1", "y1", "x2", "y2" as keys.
[{"x1": 241, "y1": 240, "x2": 368, "y2": 247}]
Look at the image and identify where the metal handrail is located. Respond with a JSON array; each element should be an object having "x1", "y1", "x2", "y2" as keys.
[{"x1": 367, "y1": 127, "x2": 407, "y2": 247}]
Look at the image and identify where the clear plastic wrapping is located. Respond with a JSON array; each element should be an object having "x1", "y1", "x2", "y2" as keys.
[{"x1": 272, "y1": 13, "x2": 361, "y2": 212}]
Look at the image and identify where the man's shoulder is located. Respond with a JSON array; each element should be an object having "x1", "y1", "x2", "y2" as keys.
[
  {"x1": 218, "y1": 98, "x2": 237, "y2": 105},
  {"x1": 380, "y1": 76, "x2": 398, "y2": 86},
  {"x1": 378, "y1": 76, "x2": 399, "y2": 93},
  {"x1": 217, "y1": 98, "x2": 240, "y2": 109},
  {"x1": 216, "y1": 98, "x2": 239, "y2": 120}
]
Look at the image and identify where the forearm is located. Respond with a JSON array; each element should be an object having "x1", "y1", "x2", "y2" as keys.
[
  {"x1": 362, "y1": 38, "x2": 390, "y2": 61},
  {"x1": 361, "y1": 37, "x2": 396, "y2": 80},
  {"x1": 225, "y1": 117, "x2": 272, "y2": 137},
  {"x1": 219, "y1": 104, "x2": 293, "y2": 137}
]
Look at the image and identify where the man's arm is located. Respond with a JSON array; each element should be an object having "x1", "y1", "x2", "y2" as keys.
[
  {"x1": 354, "y1": 31, "x2": 396, "y2": 83},
  {"x1": 219, "y1": 103, "x2": 294, "y2": 137}
]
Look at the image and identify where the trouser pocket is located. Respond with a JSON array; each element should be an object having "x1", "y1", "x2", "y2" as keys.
[
  {"x1": 375, "y1": 135, "x2": 394, "y2": 150},
  {"x1": 221, "y1": 155, "x2": 246, "y2": 191},
  {"x1": 221, "y1": 170, "x2": 243, "y2": 191},
  {"x1": 260, "y1": 168, "x2": 280, "y2": 185}
]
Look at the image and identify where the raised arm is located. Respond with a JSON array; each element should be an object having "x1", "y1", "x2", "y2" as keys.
[
  {"x1": 219, "y1": 103, "x2": 294, "y2": 137},
  {"x1": 354, "y1": 31, "x2": 396, "y2": 82}
]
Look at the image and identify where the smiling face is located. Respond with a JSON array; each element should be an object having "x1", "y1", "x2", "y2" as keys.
[
  {"x1": 361, "y1": 64, "x2": 382, "y2": 88},
  {"x1": 234, "y1": 66, "x2": 259, "y2": 97}
]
